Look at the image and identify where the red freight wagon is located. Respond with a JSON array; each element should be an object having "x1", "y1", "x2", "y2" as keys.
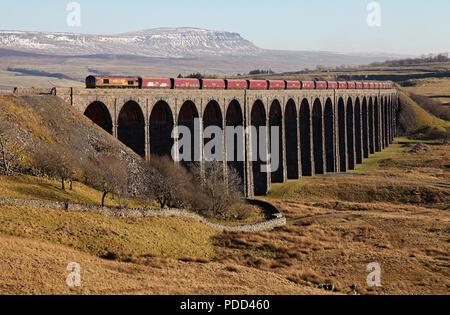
[
  {"x1": 301, "y1": 81, "x2": 315, "y2": 89},
  {"x1": 141, "y1": 78, "x2": 171, "y2": 89},
  {"x1": 172, "y1": 78, "x2": 200, "y2": 89},
  {"x1": 338, "y1": 81, "x2": 348, "y2": 89},
  {"x1": 347, "y1": 82, "x2": 356, "y2": 89},
  {"x1": 315, "y1": 81, "x2": 327, "y2": 89},
  {"x1": 268, "y1": 80, "x2": 286, "y2": 90},
  {"x1": 201, "y1": 79, "x2": 226, "y2": 89},
  {"x1": 225, "y1": 79, "x2": 248, "y2": 89},
  {"x1": 355, "y1": 82, "x2": 363, "y2": 89},
  {"x1": 369, "y1": 83, "x2": 375, "y2": 89},
  {"x1": 285, "y1": 81, "x2": 301, "y2": 89},
  {"x1": 363, "y1": 82, "x2": 370, "y2": 89},
  {"x1": 247, "y1": 80, "x2": 268, "y2": 90},
  {"x1": 327, "y1": 81, "x2": 338, "y2": 89}
]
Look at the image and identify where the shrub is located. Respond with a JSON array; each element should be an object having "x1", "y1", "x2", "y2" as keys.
[
  {"x1": 33, "y1": 145, "x2": 75, "y2": 190},
  {"x1": 82, "y1": 151, "x2": 130, "y2": 208},
  {"x1": 189, "y1": 161, "x2": 246, "y2": 219},
  {"x1": 140, "y1": 156, "x2": 194, "y2": 209},
  {"x1": 139, "y1": 158, "x2": 248, "y2": 220}
]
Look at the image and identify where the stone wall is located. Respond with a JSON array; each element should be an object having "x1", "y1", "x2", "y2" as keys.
[
  {"x1": 13, "y1": 87, "x2": 55, "y2": 95},
  {"x1": 0, "y1": 196, "x2": 286, "y2": 233}
]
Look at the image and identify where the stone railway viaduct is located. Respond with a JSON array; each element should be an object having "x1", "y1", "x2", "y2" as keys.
[{"x1": 56, "y1": 87, "x2": 398, "y2": 198}]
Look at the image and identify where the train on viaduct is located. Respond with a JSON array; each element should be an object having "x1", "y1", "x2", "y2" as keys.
[{"x1": 55, "y1": 80, "x2": 398, "y2": 198}]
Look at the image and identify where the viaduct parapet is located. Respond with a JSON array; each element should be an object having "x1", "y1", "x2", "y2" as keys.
[{"x1": 55, "y1": 87, "x2": 398, "y2": 197}]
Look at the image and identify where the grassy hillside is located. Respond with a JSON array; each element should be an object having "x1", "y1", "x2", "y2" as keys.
[
  {"x1": 402, "y1": 77, "x2": 450, "y2": 106},
  {"x1": 0, "y1": 94, "x2": 143, "y2": 189},
  {"x1": 1, "y1": 75, "x2": 448, "y2": 295},
  {"x1": 221, "y1": 194, "x2": 450, "y2": 295},
  {"x1": 0, "y1": 94, "x2": 149, "y2": 207},
  {"x1": 268, "y1": 139, "x2": 449, "y2": 202},
  {"x1": 398, "y1": 91, "x2": 450, "y2": 139},
  {"x1": 0, "y1": 204, "x2": 217, "y2": 261},
  {"x1": 0, "y1": 94, "x2": 138, "y2": 160},
  {"x1": 0, "y1": 235, "x2": 326, "y2": 295},
  {"x1": 350, "y1": 141, "x2": 449, "y2": 183},
  {"x1": 0, "y1": 174, "x2": 145, "y2": 208},
  {"x1": 244, "y1": 139, "x2": 449, "y2": 294}
]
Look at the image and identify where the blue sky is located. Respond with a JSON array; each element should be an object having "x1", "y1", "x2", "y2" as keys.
[{"x1": 1, "y1": 0, "x2": 449, "y2": 55}]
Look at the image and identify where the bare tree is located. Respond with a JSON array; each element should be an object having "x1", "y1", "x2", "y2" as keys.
[
  {"x1": 139, "y1": 158, "x2": 245, "y2": 217},
  {"x1": 85, "y1": 152, "x2": 130, "y2": 208},
  {"x1": 140, "y1": 156, "x2": 194, "y2": 209},
  {"x1": 33, "y1": 146, "x2": 74, "y2": 190},
  {"x1": 190, "y1": 161, "x2": 244, "y2": 217},
  {"x1": 111, "y1": 158, "x2": 130, "y2": 208}
]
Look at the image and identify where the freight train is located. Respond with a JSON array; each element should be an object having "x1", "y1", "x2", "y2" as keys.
[{"x1": 85, "y1": 75, "x2": 393, "y2": 90}]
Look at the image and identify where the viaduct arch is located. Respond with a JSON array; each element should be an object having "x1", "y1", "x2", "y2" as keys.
[
  {"x1": 285, "y1": 99, "x2": 299, "y2": 179},
  {"x1": 84, "y1": 101, "x2": 113, "y2": 135},
  {"x1": 58, "y1": 87, "x2": 398, "y2": 198},
  {"x1": 118, "y1": 101, "x2": 145, "y2": 157}
]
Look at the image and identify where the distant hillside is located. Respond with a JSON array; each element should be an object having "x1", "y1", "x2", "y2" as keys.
[
  {"x1": 0, "y1": 28, "x2": 262, "y2": 58},
  {"x1": 0, "y1": 28, "x2": 406, "y2": 61},
  {"x1": 0, "y1": 27, "x2": 410, "y2": 88}
]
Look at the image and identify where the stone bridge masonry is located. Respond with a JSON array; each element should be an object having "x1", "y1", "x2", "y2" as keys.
[{"x1": 55, "y1": 87, "x2": 398, "y2": 198}]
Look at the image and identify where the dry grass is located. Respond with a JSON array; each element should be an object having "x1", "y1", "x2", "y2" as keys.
[
  {"x1": 208, "y1": 139, "x2": 449, "y2": 295},
  {"x1": 0, "y1": 204, "x2": 217, "y2": 262},
  {"x1": 350, "y1": 140, "x2": 450, "y2": 183},
  {"x1": 0, "y1": 95, "x2": 57, "y2": 146},
  {"x1": 1, "y1": 65, "x2": 449, "y2": 294},
  {"x1": 0, "y1": 174, "x2": 145, "y2": 208},
  {"x1": 398, "y1": 92, "x2": 450, "y2": 139},
  {"x1": 213, "y1": 198, "x2": 449, "y2": 294},
  {"x1": 267, "y1": 140, "x2": 449, "y2": 209},
  {"x1": 0, "y1": 235, "x2": 327, "y2": 295},
  {"x1": 267, "y1": 176, "x2": 448, "y2": 208},
  {"x1": 1, "y1": 138, "x2": 448, "y2": 294},
  {"x1": 402, "y1": 78, "x2": 450, "y2": 106},
  {"x1": 0, "y1": 173, "x2": 265, "y2": 224}
]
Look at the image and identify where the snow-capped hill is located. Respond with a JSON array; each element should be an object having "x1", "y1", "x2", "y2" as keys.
[{"x1": 0, "y1": 28, "x2": 263, "y2": 58}]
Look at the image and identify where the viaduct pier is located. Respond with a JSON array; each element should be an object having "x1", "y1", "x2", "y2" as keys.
[{"x1": 55, "y1": 87, "x2": 398, "y2": 197}]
